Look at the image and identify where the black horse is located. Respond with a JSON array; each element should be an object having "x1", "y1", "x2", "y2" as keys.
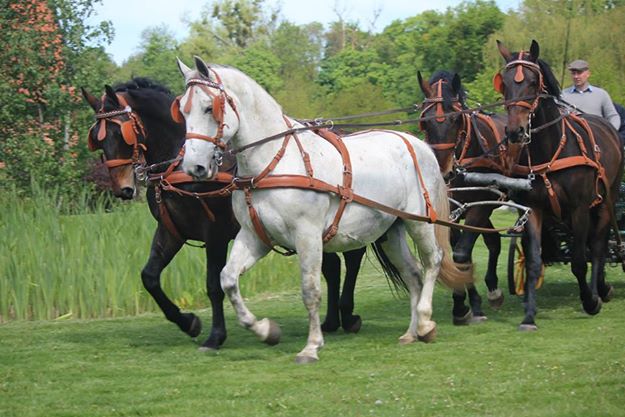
[
  {"x1": 81, "y1": 78, "x2": 365, "y2": 351},
  {"x1": 494, "y1": 40, "x2": 623, "y2": 330},
  {"x1": 418, "y1": 70, "x2": 508, "y2": 324}
]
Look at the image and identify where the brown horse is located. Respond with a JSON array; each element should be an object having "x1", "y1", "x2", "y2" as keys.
[
  {"x1": 81, "y1": 78, "x2": 366, "y2": 351},
  {"x1": 494, "y1": 40, "x2": 623, "y2": 330},
  {"x1": 418, "y1": 70, "x2": 508, "y2": 324}
]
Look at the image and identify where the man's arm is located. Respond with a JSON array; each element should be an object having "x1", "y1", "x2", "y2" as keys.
[{"x1": 601, "y1": 91, "x2": 621, "y2": 130}]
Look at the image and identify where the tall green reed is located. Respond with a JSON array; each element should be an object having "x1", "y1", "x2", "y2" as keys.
[{"x1": 0, "y1": 182, "x2": 301, "y2": 322}]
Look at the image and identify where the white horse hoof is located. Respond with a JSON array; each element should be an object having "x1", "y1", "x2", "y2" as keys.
[
  {"x1": 518, "y1": 323, "x2": 538, "y2": 332},
  {"x1": 295, "y1": 354, "x2": 318, "y2": 364},
  {"x1": 256, "y1": 318, "x2": 281, "y2": 345},
  {"x1": 398, "y1": 333, "x2": 417, "y2": 345},
  {"x1": 417, "y1": 326, "x2": 437, "y2": 343}
]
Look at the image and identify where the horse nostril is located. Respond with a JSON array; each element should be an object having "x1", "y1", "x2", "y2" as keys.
[
  {"x1": 193, "y1": 165, "x2": 208, "y2": 178},
  {"x1": 120, "y1": 187, "x2": 134, "y2": 200}
]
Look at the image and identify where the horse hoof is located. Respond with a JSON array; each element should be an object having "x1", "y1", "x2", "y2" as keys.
[
  {"x1": 321, "y1": 321, "x2": 340, "y2": 333},
  {"x1": 487, "y1": 289, "x2": 504, "y2": 309},
  {"x1": 452, "y1": 309, "x2": 473, "y2": 326},
  {"x1": 198, "y1": 345, "x2": 218, "y2": 353},
  {"x1": 186, "y1": 315, "x2": 202, "y2": 338},
  {"x1": 601, "y1": 285, "x2": 614, "y2": 303},
  {"x1": 398, "y1": 334, "x2": 417, "y2": 345},
  {"x1": 263, "y1": 319, "x2": 282, "y2": 346},
  {"x1": 469, "y1": 314, "x2": 488, "y2": 324},
  {"x1": 295, "y1": 354, "x2": 318, "y2": 364},
  {"x1": 343, "y1": 315, "x2": 362, "y2": 334},
  {"x1": 583, "y1": 297, "x2": 602, "y2": 316},
  {"x1": 417, "y1": 327, "x2": 437, "y2": 343},
  {"x1": 518, "y1": 323, "x2": 538, "y2": 332}
]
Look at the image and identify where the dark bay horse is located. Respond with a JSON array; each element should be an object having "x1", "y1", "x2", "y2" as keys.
[
  {"x1": 418, "y1": 70, "x2": 508, "y2": 324},
  {"x1": 494, "y1": 40, "x2": 623, "y2": 330},
  {"x1": 81, "y1": 78, "x2": 365, "y2": 351}
]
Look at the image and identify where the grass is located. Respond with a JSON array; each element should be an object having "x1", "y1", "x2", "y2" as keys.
[
  {"x1": 0, "y1": 188, "x2": 300, "y2": 321},
  {"x1": 1, "y1": 233, "x2": 625, "y2": 416}
]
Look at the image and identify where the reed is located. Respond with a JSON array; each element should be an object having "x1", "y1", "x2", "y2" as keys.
[{"x1": 0, "y1": 184, "x2": 299, "y2": 322}]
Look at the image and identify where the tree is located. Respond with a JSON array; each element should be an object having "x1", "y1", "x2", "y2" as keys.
[{"x1": 0, "y1": 0, "x2": 113, "y2": 203}]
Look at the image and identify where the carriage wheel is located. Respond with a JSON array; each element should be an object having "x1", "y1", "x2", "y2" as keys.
[
  {"x1": 506, "y1": 237, "x2": 519, "y2": 295},
  {"x1": 506, "y1": 236, "x2": 544, "y2": 296}
]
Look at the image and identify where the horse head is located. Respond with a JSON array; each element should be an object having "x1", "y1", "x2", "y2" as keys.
[
  {"x1": 176, "y1": 56, "x2": 241, "y2": 180},
  {"x1": 418, "y1": 70, "x2": 466, "y2": 177},
  {"x1": 82, "y1": 85, "x2": 147, "y2": 200}
]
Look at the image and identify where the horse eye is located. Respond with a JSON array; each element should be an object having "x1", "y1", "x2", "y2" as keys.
[{"x1": 203, "y1": 106, "x2": 213, "y2": 114}]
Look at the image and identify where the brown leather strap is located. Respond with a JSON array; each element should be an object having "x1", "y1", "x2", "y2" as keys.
[{"x1": 158, "y1": 195, "x2": 184, "y2": 242}]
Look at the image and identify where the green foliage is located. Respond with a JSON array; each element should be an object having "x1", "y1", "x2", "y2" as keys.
[
  {"x1": 229, "y1": 44, "x2": 283, "y2": 93},
  {"x1": 117, "y1": 26, "x2": 185, "y2": 92}
]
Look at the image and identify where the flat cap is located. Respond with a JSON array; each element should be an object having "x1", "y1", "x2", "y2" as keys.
[{"x1": 567, "y1": 59, "x2": 589, "y2": 71}]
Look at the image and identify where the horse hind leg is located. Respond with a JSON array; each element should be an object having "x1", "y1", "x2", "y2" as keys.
[
  {"x1": 377, "y1": 222, "x2": 435, "y2": 344},
  {"x1": 141, "y1": 225, "x2": 201, "y2": 338},
  {"x1": 569, "y1": 207, "x2": 601, "y2": 315},
  {"x1": 482, "y1": 226, "x2": 504, "y2": 309},
  {"x1": 321, "y1": 252, "x2": 341, "y2": 332},
  {"x1": 339, "y1": 247, "x2": 366, "y2": 333},
  {"x1": 219, "y1": 229, "x2": 279, "y2": 346}
]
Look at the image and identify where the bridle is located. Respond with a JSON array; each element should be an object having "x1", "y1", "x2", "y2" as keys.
[
  {"x1": 493, "y1": 51, "x2": 546, "y2": 114},
  {"x1": 170, "y1": 70, "x2": 240, "y2": 152},
  {"x1": 419, "y1": 79, "x2": 466, "y2": 153},
  {"x1": 87, "y1": 93, "x2": 147, "y2": 169}
]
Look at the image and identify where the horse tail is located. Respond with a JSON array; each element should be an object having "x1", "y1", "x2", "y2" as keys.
[
  {"x1": 432, "y1": 178, "x2": 475, "y2": 289},
  {"x1": 371, "y1": 240, "x2": 408, "y2": 295}
]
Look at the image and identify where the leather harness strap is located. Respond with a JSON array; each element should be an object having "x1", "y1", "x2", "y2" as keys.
[{"x1": 511, "y1": 113, "x2": 608, "y2": 218}]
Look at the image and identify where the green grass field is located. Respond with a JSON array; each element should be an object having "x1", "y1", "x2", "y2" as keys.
[{"x1": 2, "y1": 194, "x2": 625, "y2": 416}]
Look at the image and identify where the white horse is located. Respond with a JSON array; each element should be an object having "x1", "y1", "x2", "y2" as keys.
[{"x1": 176, "y1": 57, "x2": 472, "y2": 363}]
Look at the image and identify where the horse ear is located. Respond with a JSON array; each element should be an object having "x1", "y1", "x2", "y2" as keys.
[
  {"x1": 493, "y1": 73, "x2": 504, "y2": 94},
  {"x1": 81, "y1": 87, "x2": 100, "y2": 112},
  {"x1": 452, "y1": 73, "x2": 462, "y2": 95},
  {"x1": 417, "y1": 71, "x2": 431, "y2": 97},
  {"x1": 194, "y1": 55, "x2": 211, "y2": 80},
  {"x1": 104, "y1": 85, "x2": 120, "y2": 107},
  {"x1": 176, "y1": 57, "x2": 193, "y2": 78},
  {"x1": 496, "y1": 40, "x2": 512, "y2": 61},
  {"x1": 529, "y1": 40, "x2": 540, "y2": 61}
]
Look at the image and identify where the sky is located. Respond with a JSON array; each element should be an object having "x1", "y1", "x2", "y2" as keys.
[{"x1": 88, "y1": 0, "x2": 521, "y2": 65}]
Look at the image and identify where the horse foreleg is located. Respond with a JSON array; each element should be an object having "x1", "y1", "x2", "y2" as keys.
[
  {"x1": 451, "y1": 229, "x2": 480, "y2": 323},
  {"x1": 339, "y1": 247, "x2": 366, "y2": 333},
  {"x1": 220, "y1": 229, "x2": 277, "y2": 344},
  {"x1": 141, "y1": 225, "x2": 201, "y2": 337},
  {"x1": 294, "y1": 232, "x2": 324, "y2": 364},
  {"x1": 482, "y1": 226, "x2": 504, "y2": 309},
  {"x1": 200, "y1": 238, "x2": 229, "y2": 351},
  {"x1": 568, "y1": 206, "x2": 600, "y2": 315},
  {"x1": 592, "y1": 205, "x2": 614, "y2": 302},
  {"x1": 321, "y1": 252, "x2": 341, "y2": 332},
  {"x1": 519, "y1": 210, "x2": 542, "y2": 331}
]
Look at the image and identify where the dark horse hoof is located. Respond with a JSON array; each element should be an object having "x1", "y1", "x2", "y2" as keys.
[
  {"x1": 321, "y1": 320, "x2": 340, "y2": 333},
  {"x1": 583, "y1": 297, "x2": 602, "y2": 316},
  {"x1": 452, "y1": 309, "x2": 473, "y2": 326},
  {"x1": 342, "y1": 315, "x2": 362, "y2": 334},
  {"x1": 600, "y1": 284, "x2": 614, "y2": 303},
  {"x1": 518, "y1": 323, "x2": 538, "y2": 332},
  {"x1": 262, "y1": 319, "x2": 282, "y2": 346},
  {"x1": 487, "y1": 289, "x2": 504, "y2": 309},
  {"x1": 183, "y1": 314, "x2": 202, "y2": 338},
  {"x1": 200, "y1": 332, "x2": 226, "y2": 351}
]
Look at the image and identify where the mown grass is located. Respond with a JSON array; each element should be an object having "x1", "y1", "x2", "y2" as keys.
[{"x1": 1, "y1": 217, "x2": 625, "y2": 416}]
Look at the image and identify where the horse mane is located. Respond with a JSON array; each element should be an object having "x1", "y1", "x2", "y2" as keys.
[
  {"x1": 429, "y1": 70, "x2": 468, "y2": 110},
  {"x1": 108, "y1": 77, "x2": 176, "y2": 121},
  {"x1": 537, "y1": 59, "x2": 561, "y2": 97}
]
